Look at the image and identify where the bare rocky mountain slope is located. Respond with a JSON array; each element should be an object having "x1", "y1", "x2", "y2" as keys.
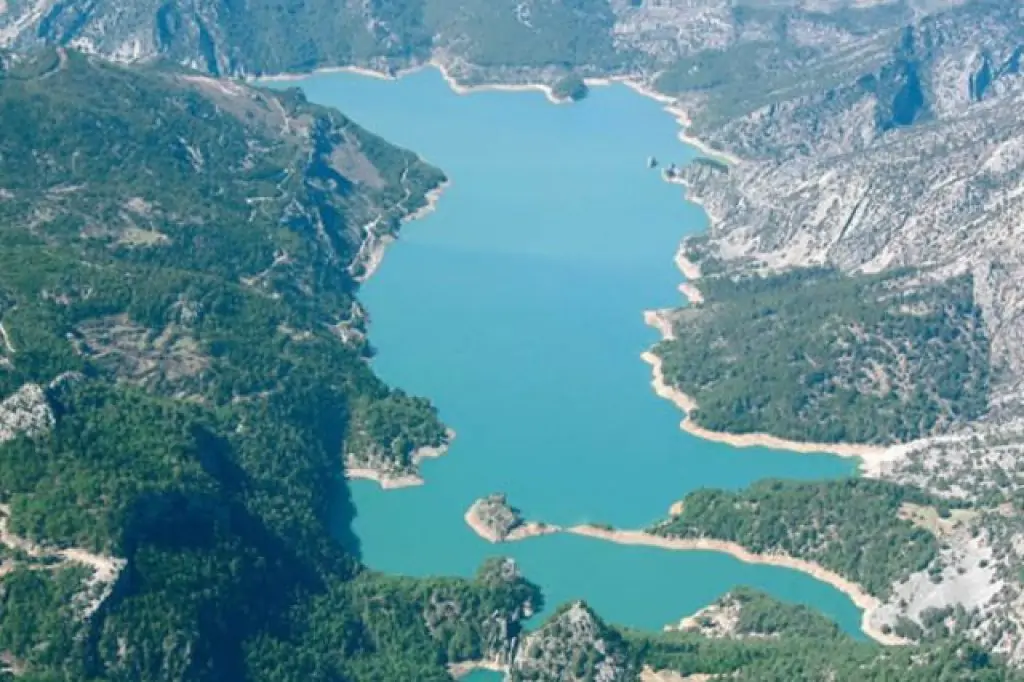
[{"x1": 0, "y1": 0, "x2": 978, "y2": 85}]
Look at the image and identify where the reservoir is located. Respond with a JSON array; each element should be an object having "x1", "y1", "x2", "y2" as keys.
[{"x1": 269, "y1": 68, "x2": 865, "y2": 635}]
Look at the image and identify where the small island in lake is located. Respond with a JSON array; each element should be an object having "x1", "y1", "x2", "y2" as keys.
[{"x1": 465, "y1": 494, "x2": 560, "y2": 543}]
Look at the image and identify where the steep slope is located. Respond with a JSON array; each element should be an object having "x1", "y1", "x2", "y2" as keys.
[
  {"x1": 645, "y1": 1, "x2": 1024, "y2": 665},
  {"x1": 0, "y1": 0, "x2": 967, "y2": 86},
  {"x1": 0, "y1": 47, "x2": 451, "y2": 483},
  {"x1": 0, "y1": 49, "x2": 547, "y2": 681},
  {"x1": 665, "y1": 1, "x2": 1024, "y2": 159},
  {"x1": 662, "y1": 2, "x2": 1024, "y2": 455},
  {"x1": 0, "y1": 0, "x2": 624, "y2": 80}
]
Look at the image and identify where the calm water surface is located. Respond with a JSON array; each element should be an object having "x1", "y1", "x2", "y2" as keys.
[
  {"x1": 269, "y1": 69, "x2": 865, "y2": 635},
  {"x1": 463, "y1": 672, "x2": 503, "y2": 682}
]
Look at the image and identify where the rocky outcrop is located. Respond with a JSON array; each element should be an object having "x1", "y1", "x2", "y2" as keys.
[
  {"x1": 464, "y1": 494, "x2": 560, "y2": 543},
  {"x1": 509, "y1": 601, "x2": 636, "y2": 682},
  {"x1": 668, "y1": 596, "x2": 743, "y2": 639},
  {"x1": 466, "y1": 494, "x2": 523, "y2": 542},
  {"x1": 424, "y1": 558, "x2": 541, "y2": 672},
  {"x1": 0, "y1": 383, "x2": 54, "y2": 444}
]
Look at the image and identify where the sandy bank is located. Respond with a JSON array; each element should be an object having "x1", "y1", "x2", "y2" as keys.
[
  {"x1": 641, "y1": 350, "x2": 696, "y2": 414},
  {"x1": 356, "y1": 179, "x2": 451, "y2": 283},
  {"x1": 643, "y1": 309, "x2": 676, "y2": 341},
  {"x1": 253, "y1": 61, "x2": 568, "y2": 103},
  {"x1": 566, "y1": 525, "x2": 904, "y2": 646},
  {"x1": 249, "y1": 64, "x2": 406, "y2": 83},
  {"x1": 412, "y1": 427, "x2": 457, "y2": 464},
  {"x1": 432, "y1": 60, "x2": 572, "y2": 105},
  {"x1": 642, "y1": 93, "x2": 738, "y2": 167},
  {"x1": 256, "y1": 63, "x2": 738, "y2": 171},
  {"x1": 402, "y1": 179, "x2": 449, "y2": 225},
  {"x1": 678, "y1": 131, "x2": 740, "y2": 167},
  {"x1": 345, "y1": 428, "x2": 456, "y2": 490},
  {"x1": 259, "y1": 60, "x2": 570, "y2": 105},
  {"x1": 448, "y1": 658, "x2": 507, "y2": 678},
  {"x1": 679, "y1": 421, "x2": 901, "y2": 477},
  {"x1": 669, "y1": 248, "x2": 704, "y2": 304},
  {"x1": 353, "y1": 231, "x2": 394, "y2": 284},
  {"x1": 674, "y1": 247, "x2": 702, "y2": 281},
  {"x1": 620, "y1": 79, "x2": 676, "y2": 105},
  {"x1": 679, "y1": 282, "x2": 703, "y2": 305},
  {"x1": 598, "y1": 78, "x2": 741, "y2": 165}
]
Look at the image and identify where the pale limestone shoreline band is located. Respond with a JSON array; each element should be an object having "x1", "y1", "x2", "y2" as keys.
[
  {"x1": 565, "y1": 525, "x2": 905, "y2": 647},
  {"x1": 643, "y1": 309, "x2": 677, "y2": 342},
  {"x1": 640, "y1": 341, "x2": 899, "y2": 477},
  {"x1": 678, "y1": 282, "x2": 703, "y2": 305},
  {"x1": 258, "y1": 61, "x2": 571, "y2": 105},
  {"x1": 344, "y1": 466, "x2": 423, "y2": 490},
  {"x1": 456, "y1": 507, "x2": 903, "y2": 647},
  {"x1": 402, "y1": 179, "x2": 450, "y2": 225},
  {"x1": 640, "y1": 666, "x2": 712, "y2": 682},
  {"x1": 352, "y1": 233, "x2": 393, "y2": 284},
  {"x1": 643, "y1": 247, "x2": 907, "y2": 477},
  {"x1": 463, "y1": 505, "x2": 561, "y2": 543},
  {"x1": 345, "y1": 428, "x2": 456, "y2": 490},
  {"x1": 675, "y1": 246, "x2": 702, "y2": 281},
  {"x1": 255, "y1": 63, "x2": 736, "y2": 164},
  {"x1": 448, "y1": 658, "x2": 507, "y2": 679}
]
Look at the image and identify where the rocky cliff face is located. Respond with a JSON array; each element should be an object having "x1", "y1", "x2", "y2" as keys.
[
  {"x1": 0, "y1": 383, "x2": 52, "y2": 444},
  {"x1": 674, "y1": 3, "x2": 1024, "y2": 427},
  {"x1": 0, "y1": 0, "x2": 618, "y2": 81},
  {"x1": 0, "y1": 0, "x2": 970, "y2": 86},
  {"x1": 509, "y1": 601, "x2": 636, "y2": 682},
  {"x1": 466, "y1": 494, "x2": 525, "y2": 542},
  {"x1": 423, "y1": 558, "x2": 540, "y2": 668},
  {"x1": 671, "y1": 2, "x2": 1024, "y2": 159}
]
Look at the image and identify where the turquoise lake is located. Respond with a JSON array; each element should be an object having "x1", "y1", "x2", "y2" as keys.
[{"x1": 269, "y1": 68, "x2": 866, "y2": 636}]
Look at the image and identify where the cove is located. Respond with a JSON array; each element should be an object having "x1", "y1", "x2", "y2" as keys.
[{"x1": 269, "y1": 69, "x2": 865, "y2": 635}]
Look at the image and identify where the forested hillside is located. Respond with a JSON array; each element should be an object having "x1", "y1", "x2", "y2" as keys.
[
  {"x1": 0, "y1": 49, "x2": 545, "y2": 680},
  {"x1": 3, "y1": 0, "x2": 1024, "y2": 675}
]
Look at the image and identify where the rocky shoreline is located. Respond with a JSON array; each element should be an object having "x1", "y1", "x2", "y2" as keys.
[
  {"x1": 353, "y1": 178, "x2": 451, "y2": 284},
  {"x1": 464, "y1": 494, "x2": 559, "y2": 543},
  {"x1": 345, "y1": 427, "x2": 456, "y2": 490}
]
